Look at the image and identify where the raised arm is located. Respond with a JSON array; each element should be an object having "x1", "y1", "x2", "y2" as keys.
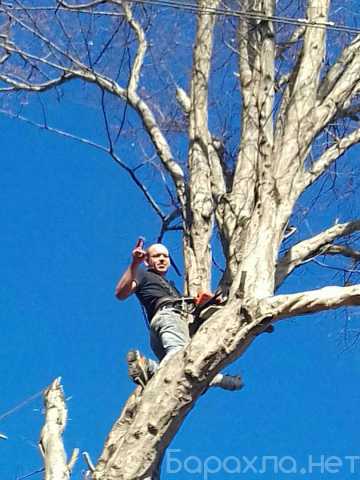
[{"x1": 115, "y1": 238, "x2": 146, "y2": 300}]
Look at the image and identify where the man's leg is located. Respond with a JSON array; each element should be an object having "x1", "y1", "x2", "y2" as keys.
[
  {"x1": 151, "y1": 310, "x2": 243, "y2": 390},
  {"x1": 150, "y1": 308, "x2": 190, "y2": 364},
  {"x1": 126, "y1": 309, "x2": 184, "y2": 387},
  {"x1": 127, "y1": 350, "x2": 154, "y2": 388},
  {"x1": 210, "y1": 373, "x2": 243, "y2": 390},
  {"x1": 128, "y1": 309, "x2": 243, "y2": 391}
]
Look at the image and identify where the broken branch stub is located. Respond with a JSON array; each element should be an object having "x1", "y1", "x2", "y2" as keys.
[{"x1": 39, "y1": 378, "x2": 78, "y2": 480}]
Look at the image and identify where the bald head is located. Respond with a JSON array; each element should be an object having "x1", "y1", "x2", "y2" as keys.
[{"x1": 146, "y1": 243, "x2": 170, "y2": 275}]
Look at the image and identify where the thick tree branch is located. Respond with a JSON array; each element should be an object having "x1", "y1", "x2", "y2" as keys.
[
  {"x1": 226, "y1": 0, "x2": 277, "y2": 291},
  {"x1": 291, "y1": 0, "x2": 329, "y2": 109},
  {"x1": 273, "y1": 0, "x2": 330, "y2": 195},
  {"x1": 314, "y1": 37, "x2": 360, "y2": 133},
  {"x1": 232, "y1": 0, "x2": 275, "y2": 215},
  {"x1": 276, "y1": 220, "x2": 360, "y2": 286},
  {"x1": 262, "y1": 284, "x2": 360, "y2": 320},
  {"x1": 184, "y1": 0, "x2": 221, "y2": 294},
  {"x1": 175, "y1": 84, "x2": 226, "y2": 203},
  {"x1": 318, "y1": 34, "x2": 360, "y2": 100},
  {"x1": 175, "y1": 84, "x2": 227, "y2": 243},
  {"x1": 231, "y1": 2, "x2": 260, "y2": 229}
]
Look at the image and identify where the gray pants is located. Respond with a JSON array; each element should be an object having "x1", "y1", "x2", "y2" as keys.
[{"x1": 148, "y1": 307, "x2": 190, "y2": 375}]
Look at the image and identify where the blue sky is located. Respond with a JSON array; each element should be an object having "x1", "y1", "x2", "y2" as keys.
[{"x1": 1, "y1": 2, "x2": 360, "y2": 476}]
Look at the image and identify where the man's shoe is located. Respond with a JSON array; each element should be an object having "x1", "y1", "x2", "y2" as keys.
[
  {"x1": 127, "y1": 350, "x2": 151, "y2": 388},
  {"x1": 210, "y1": 373, "x2": 244, "y2": 391}
]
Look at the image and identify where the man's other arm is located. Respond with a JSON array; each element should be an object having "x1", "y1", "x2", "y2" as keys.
[
  {"x1": 115, "y1": 239, "x2": 146, "y2": 300},
  {"x1": 115, "y1": 264, "x2": 139, "y2": 299}
]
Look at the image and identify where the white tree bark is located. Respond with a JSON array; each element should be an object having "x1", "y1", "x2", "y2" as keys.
[
  {"x1": 39, "y1": 378, "x2": 78, "y2": 480},
  {"x1": 262, "y1": 284, "x2": 360, "y2": 319}
]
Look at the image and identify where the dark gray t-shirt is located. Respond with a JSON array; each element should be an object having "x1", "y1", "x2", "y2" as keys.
[{"x1": 135, "y1": 268, "x2": 181, "y2": 322}]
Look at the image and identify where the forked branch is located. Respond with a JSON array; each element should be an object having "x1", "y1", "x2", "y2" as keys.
[{"x1": 276, "y1": 220, "x2": 360, "y2": 286}]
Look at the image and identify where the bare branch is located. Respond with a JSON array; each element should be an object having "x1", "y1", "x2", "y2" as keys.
[
  {"x1": 57, "y1": 0, "x2": 107, "y2": 8},
  {"x1": 302, "y1": 126, "x2": 360, "y2": 188},
  {"x1": 39, "y1": 378, "x2": 75, "y2": 480},
  {"x1": 291, "y1": 0, "x2": 329, "y2": 106},
  {"x1": 67, "y1": 448, "x2": 79, "y2": 473},
  {"x1": 129, "y1": 94, "x2": 186, "y2": 204},
  {"x1": 82, "y1": 452, "x2": 95, "y2": 473},
  {"x1": 276, "y1": 25, "x2": 305, "y2": 58},
  {"x1": 122, "y1": 1, "x2": 147, "y2": 94},
  {"x1": 314, "y1": 37, "x2": 360, "y2": 132},
  {"x1": 2, "y1": 5, "x2": 90, "y2": 72},
  {"x1": 232, "y1": 0, "x2": 275, "y2": 221},
  {"x1": 276, "y1": 220, "x2": 360, "y2": 286},
  {"x1": 1, "y1": 1, "x2": 186, "y2": 207},
  {"x1": 273, "y1": 0, "x2": 330, "y2": 194},
  {"x1": 157, "y1": 208, "x2": 181, "y2": 242},
  {"x1": 0, "y1": 109, "x2": 166, "y2": 220},
  {"x1": 176, "y1": 86, "x2": 191, "y2": 115},
  {"x1": 335, "y1": 103, "x2": 360, "y2": 121},
  {"x1": 262, "y1": 284, "x2": 360, "y2": 320},
  {"x1": 184, "y1": 0, "x2": 221, "y2": 293},
  {"x1": 231, "y1": 4, "x2": 260, "y2": 225},
  {"x1": 0, "y1": 72, "x2": 73, "y2": 92},
  {"x1": 175, "y1": 83, "x2": 226, "y2": 208},
  {"x1": 318, "y1": 34, "x2": 360, "y2": 100},
  {"x1": 323, "y1": 244, "x2": 360, "y2": 261}
]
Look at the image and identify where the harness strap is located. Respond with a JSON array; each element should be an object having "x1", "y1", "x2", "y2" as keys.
[{"x1": 154, "y1": 296, "x2": 195, "y2": 314}]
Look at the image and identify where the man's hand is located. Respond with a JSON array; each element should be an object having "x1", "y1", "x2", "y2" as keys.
[
  {"x1": 132, "y1": 237, "x2": 146, "y2": 265},
  {"x1": 195, "y1": 291, "x2": 214, "y2": 306},
  {"x1": 115, "y1": 237, "x2": 146, "y2": 299}
]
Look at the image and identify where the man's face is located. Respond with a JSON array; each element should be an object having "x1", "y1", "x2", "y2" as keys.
[{"x1": 146, "y1": 244, "x2": 170, "y2": 275}]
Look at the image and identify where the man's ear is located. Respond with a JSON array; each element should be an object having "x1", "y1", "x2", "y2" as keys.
[{"x1": 144, "y1": 254, "x2": 149, "y2": 267}]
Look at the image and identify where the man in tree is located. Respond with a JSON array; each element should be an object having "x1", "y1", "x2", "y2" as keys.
[{"x1": 115, "y1": 239, "x2": 243, "y2": 391}]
